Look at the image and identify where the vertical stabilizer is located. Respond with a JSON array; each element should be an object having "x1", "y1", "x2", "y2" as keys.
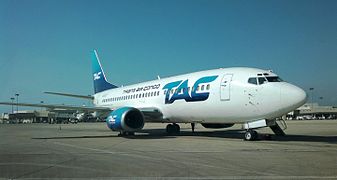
[{"x1": 92, "y1": 50, "x2": 118, "y2": 94}]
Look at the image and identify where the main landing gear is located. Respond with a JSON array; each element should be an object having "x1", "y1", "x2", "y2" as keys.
[
  {"x1": 191, "y1": 123, "x2": 195, "y2": 133},
  {"x1": 166, "y1": 123, "x2": 180, "y2": 134}
]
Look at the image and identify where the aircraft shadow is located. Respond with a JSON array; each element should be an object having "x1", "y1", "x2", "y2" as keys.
[
  {"x1": 140, "y1": 128, "x2": 337, "y2": 143},
  {"x1": 32, "y1": 128, "x2": 337, "y2": 143},
  {"x1": 32, "y1": 135, "x2": 117, "y2": 140},
  {"x1": 272, "y1": 134, "x2": 337, "y2": 144}
]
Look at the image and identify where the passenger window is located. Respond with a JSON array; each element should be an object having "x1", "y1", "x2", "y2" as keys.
[
  {"x1": 201, "y1": 85, "x2": 204, "y2": 91},
  {"x1": 206, "y1": 84, "x2": 210, "y2": 90},
  {"x1": 258, "y1": 77, "x2": 267, "y2": 85},
  {"x1": 248, "y1": 78, "x2": 257, "y2": 85}
]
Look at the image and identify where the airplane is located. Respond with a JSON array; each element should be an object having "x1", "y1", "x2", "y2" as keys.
[{"x1": 0, "y1": 50, "x2": 307, "y2": 141}]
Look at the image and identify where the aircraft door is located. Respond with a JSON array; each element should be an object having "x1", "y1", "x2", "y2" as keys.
[{"x1": 220, "y1": 74, "x2": 233, "y2": 101}]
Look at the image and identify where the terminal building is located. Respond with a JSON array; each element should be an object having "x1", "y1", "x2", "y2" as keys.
[
  {"x1": 0, "y1": 110, "x2": 77, "y2": 124},
  {"x1": 291, "y1": 103, "x2": 337, "y2": 120}
]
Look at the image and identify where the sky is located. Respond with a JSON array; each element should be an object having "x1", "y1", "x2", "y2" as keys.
[{"x1": 0, "y1": 0, "x2": 336, "y2": 113}]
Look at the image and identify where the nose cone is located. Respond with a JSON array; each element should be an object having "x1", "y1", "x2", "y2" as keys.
[{"x1": 281, "y1": 83, "x2": 307, "y2": 110}]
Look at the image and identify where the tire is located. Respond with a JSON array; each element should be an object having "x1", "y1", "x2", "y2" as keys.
[
  {"x1": 166, "y1": 124, "x2": 181, "y2": 134},
  {"x1": 166, "y1": 124, "x2": 174, "y2": 134},
  {"x1": 244, "y1": 130, "x2": 257, "y2": 141},
  {"x1": 173, "y1": 124, "x2": 180, "y2": 133}
]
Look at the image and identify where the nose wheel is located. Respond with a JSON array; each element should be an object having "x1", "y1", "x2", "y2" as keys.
[
  {"x1": 166, "y1": 123, "x2": 180, "y2": 134},
  {"x1": 244, "y1": 130, "x2": 258, "y2": 141}
]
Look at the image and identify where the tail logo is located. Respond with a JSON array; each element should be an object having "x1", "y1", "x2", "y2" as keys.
[{"x1": 94, "y1": 72, "x2": 102, "y2": 80}]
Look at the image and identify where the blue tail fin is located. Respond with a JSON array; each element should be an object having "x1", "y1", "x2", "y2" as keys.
[{"x1": 92, "y1": 50, "x2": 118, "y2": 94}]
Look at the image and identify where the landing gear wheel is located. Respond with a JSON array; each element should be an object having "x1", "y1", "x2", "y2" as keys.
[
  {"x1": 244, "y1": 130, "x2": 258, "y2": 141},
  {"x1": 118, "y1": 131, "x2": 135, "y2": 136},
  {"x1": 166, "y1": 123, "x2": 180, "y2": 134},
  {"x1": 166, "y1": 124, "x2": 173, "y2": 134},
  {"x1": 173, "y1": 123, "x2": 180, "y2": 133}
]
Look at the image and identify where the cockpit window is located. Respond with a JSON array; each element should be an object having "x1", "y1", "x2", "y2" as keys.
[
  {"x1": 248, "y1": 78, "x2": 257, "y2": 85},
  {"x1": 248, "y1": 76, "x2": 283, "y2": 85},
  {"x1": 258, "y1": 77, "x2": 267, "y2": 85},
  {"x1": 266, "y1": 76, "x2": 283, "y2": 82}
]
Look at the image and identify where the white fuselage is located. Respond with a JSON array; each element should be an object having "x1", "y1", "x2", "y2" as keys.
[{"x1": 93, "y1": 67, "x2": 307, "y2": 124}]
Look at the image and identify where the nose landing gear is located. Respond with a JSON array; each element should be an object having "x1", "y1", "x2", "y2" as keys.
[{"x1": 244, "y1": 129, "x2": 258, "y2": 141}]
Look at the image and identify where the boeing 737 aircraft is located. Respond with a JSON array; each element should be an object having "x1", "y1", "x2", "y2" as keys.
[{"x1": 0, "y1": 50, "x2": 307, "y2": 140}]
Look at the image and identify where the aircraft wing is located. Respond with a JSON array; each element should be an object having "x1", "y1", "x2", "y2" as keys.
[
  {"x1": 0, "y1": 102, "x2": 163, "y2": 119},
  {"x1": 0, "y1": 102, "x2": 110, "y2": 112},
  {"x1": 0, "y1": 102, "x2": 164, "y2": 122},
  {"x1": 139, "y1": 107, "x2": 164, "y2": 122},
  {"x1": 44, "y1": 91, "x2": 94, "y2": 100}
]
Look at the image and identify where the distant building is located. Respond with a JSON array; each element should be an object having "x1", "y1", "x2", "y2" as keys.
[
  {"x1": 290, "y1": 103, "x2": 337, "y2": 120},
  {"x1": 0, "y1": 113, "x2": 9, "y2": 124},
  {"x1": 5, "y1": 110, "x2": 77, "y2": 124}
]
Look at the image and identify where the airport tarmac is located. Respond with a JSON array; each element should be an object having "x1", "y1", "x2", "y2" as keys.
[{"x1": 0, "y1": 120, "x2": 336, "y2": 179}]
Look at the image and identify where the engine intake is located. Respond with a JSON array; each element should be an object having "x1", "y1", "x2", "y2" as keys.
[{"x1": 106, "y1": 107, "x2": 145, "y2": 132}]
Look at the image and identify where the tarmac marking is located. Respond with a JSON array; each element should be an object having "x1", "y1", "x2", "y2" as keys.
[{"x1": 52, "y1": 141, "x2": 277, "y2": 176}]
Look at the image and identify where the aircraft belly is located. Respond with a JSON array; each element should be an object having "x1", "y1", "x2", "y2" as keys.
[{"x1": 160, "y1": 101, "x2": 250, "y2": 124}]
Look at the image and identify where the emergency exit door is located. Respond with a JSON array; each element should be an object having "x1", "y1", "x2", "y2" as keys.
[{"x1": 220, "y1": 74, "x2": 233, "y2": 101}]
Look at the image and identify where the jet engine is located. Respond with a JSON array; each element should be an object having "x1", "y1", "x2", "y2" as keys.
[
  {"x1": 106, "y1": 107, "x2": 145, "y2": 132},
  {"x1": 201, "y1": 123, "x2": 234, "y2": 129}
]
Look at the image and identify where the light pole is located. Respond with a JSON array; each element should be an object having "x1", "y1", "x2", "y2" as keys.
[
  {"x1": 10, "y1": 97, "x2": 14, "y2": 113},
  {"x1": 309, "y1": 88, "x2": 314, "y2": 109},
  {"x1": 40, "y1": 101, "x2": 44, "y2": 111},
  {"x1": 15, "y1": 93, "x2": 19, "y2": 113},
  {"x1": 319, "y1": 97, "x2": 323, "y2": 105}
]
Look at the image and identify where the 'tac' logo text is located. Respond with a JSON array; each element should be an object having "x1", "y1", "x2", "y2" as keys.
[
  {"x1": 162, "y1": 75, "x2": 218, "y2": 104},
  {"x1": 94, "y1": 72, "x2": 102, "y2": 80}
]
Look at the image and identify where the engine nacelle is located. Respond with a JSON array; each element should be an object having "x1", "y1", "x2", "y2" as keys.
[
  {"x1": 201, "y1": 123, "x2": 234, "y2": 129},
  {"x1": 106, "y1": 107, "x2": 145, "y2": 132}
]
